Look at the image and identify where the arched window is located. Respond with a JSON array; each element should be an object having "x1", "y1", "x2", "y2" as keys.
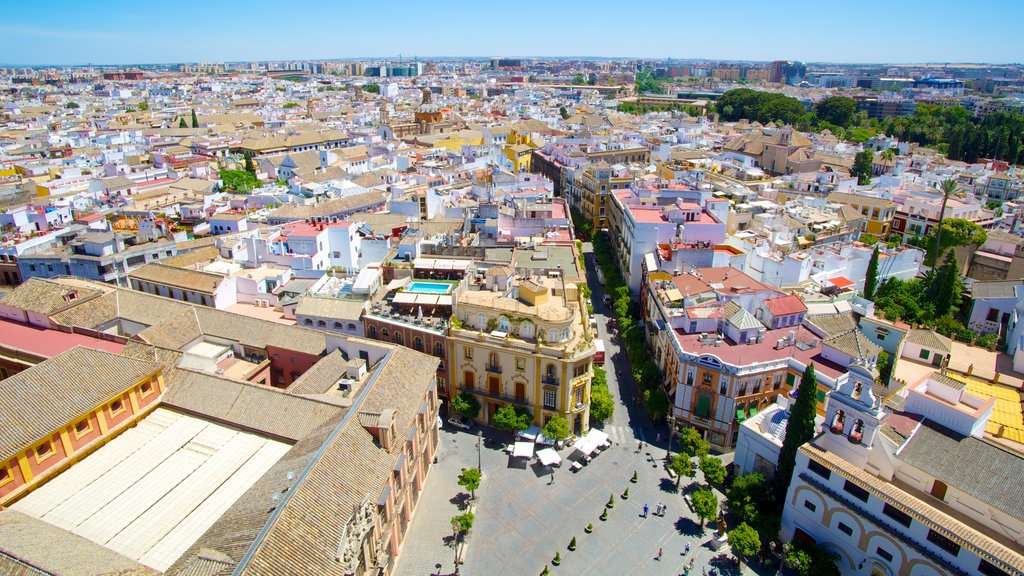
[
  {"x1": 317, "y1": 320, "x2": 326, "y2": 328},
  {"x1": 304, "y1": 318, "x2": 313, "y2": 326},
  {"x1": 520, "y1": 321, "x2": 534, "y2": 339},
  {"x1": 830, "y1": 410, "x2": 846, "y2": 434},
  {"x1": 477, "y1": 313, "x2": 487, "y2": 330},
  {"x1": 498, "y1": 316, "x2": 510, "y2": 332},
  {"x1": 849, "y1": 419, "x2": 864, "y2": 444},
  {"x1": 394, "y1": 331, "x2": 404, "y2": 345},
  {"x1": 334, "y1": 321, "x2": 342, "y2": 329},
  {"x1": 381, "y1": 327, "x2": 390, "y2": 338},
  {"x1": 413, "y1": 336, "x2": 423, "y2": 351},
  {"x1": 348, "y1": 323, "x2": 356, "y2": 330},
  {"x1": 434, "y1": 341, "x2": 445, "y2": 357},
  {"x1": 544, "y1": 364, "x2": 558, "y2": 384},
  {"x1": 562, "y1": 327, "x2": 570, "y2": 341},
  {"x1": 548, "y1": 329, "x2": 559, "y2": 343},
  {"x1": 368, "y1": 325, "x2": 377, "y2": 339}
]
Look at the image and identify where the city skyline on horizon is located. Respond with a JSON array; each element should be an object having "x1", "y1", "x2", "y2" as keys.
[{"x1": 3, "y1": 0, "x2": 1023, "y2": 67}]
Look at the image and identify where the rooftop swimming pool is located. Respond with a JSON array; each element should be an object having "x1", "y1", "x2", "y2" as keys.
[{"x1": 407, "y1": 281, "x2": 455, "y2": 295}]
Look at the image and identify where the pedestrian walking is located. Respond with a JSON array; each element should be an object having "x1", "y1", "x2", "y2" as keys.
[
  {"x1": 657, "y1": 432, "x2": 662, "y2": 442},
  {"x1": 637, "y1": 441, "x2": 642, "y2": 453},
  {"x1": 548, "y1": 471, "x2": 555, "y2": 485},
  {"x1": 657, "y1": 502, "x2": 664, "y2": 516},
  {"x1": 643, "y1": 503, "x2": 649, "y2": 518},
  {"x1": 657, "y1": 547, "x2": 663, "y2": 561}
]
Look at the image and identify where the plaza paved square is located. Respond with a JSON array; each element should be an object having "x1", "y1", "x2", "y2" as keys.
[{"x1": 394, "y1": 247, "x2": 773, "y2": 576}]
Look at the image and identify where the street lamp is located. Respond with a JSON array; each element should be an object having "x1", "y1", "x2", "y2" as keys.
[
  {"x1": 665, "y1": 414, "x2": 676, "y2": 462},
  {"x1": 476, "y1": 430, "x2": 482, "y2": 471}
]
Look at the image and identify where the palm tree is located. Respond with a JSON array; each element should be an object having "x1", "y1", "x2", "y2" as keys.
[{"x1": 931, "y1": 179, "x2": 960, "y2": 265}]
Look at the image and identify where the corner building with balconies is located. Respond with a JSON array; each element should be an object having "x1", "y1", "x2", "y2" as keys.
[{"x1": 448, "y1": 269, "x2": 594, "y2": 436}]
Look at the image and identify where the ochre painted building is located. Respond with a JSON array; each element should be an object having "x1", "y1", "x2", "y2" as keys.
[{"x1": 0, "y1": 347, "x2": 165, "y2": 505}]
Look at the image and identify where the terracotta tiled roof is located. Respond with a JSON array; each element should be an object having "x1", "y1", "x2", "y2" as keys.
[{"x1": 0, "y1": 347, "x2": 160, "y2": 462}]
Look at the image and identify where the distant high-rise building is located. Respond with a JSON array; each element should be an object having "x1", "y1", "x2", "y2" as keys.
[{"x1": 770, "y1": 60, "x2": 806, "y2": 85}]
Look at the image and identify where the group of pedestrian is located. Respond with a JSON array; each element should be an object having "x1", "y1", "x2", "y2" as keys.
[{"x1": 643, "y1": 502, "x2": 668, "y2": 518}]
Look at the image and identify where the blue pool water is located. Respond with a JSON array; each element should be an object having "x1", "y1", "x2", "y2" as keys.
[{"x1": 407, "y1": 281, "x2": 453, "y2": 295}]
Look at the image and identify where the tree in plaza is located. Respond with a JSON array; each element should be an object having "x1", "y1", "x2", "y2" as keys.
[
  {"x1": 451, "y1": 392, "x2": 481, "y2": 420},
  {"x1": 691, "y1": 488, "x2": 718, "y2": 529},
  {"x1": 542, "y1": 415, "x2": 570, "y2": 444},
  {"x1": 852, "y1": 149, "x2": 874, "y2": 185},
  {"x1": 934, "y1": 252, "x2": 963, "y2": 318},
  {"x1": 774, "y1": 364, "x2": 819, "y2": 502},
  {"x1": 451, "y1": 511, "x2": 474, "y2": 537},
  {"x1": 728, "y1": 522, "x2": 762, "y2": 567},
  {"x1": 785, "y1": 539, "x2": 842, "y2": 576},
  {"x1": 677, "y1": 427, "x2": 710, "y2": 459},
  {"x1": 668, "y1": 452, "x2": 693, "y2": 488},
  {"x1": 457, "y1": 467, "x2": 481, "y2": 500},
  {"x1": 590, "y1": 381, "x2": 614, "y2": 422},
  {"x1": 699, "y1": 455, "x2": 727, "y2": 486},
  {"x1": 191, "y1": 108, "x2": 199, "y2": 128},
  {"x1": 863, "y1": 246, "x2": 880, "y2": 301},
  {"x1": 728, "y1": 472, "x2": 769, "y2": 522},
  {"x1": 492, "y1": 404, "x2": 532, "y2": 438}
]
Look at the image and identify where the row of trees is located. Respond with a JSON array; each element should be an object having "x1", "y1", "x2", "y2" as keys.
[
  {"x1": 449, "y1": 393, "x2": 577, "y2": 444},
  {"x1": 592, "y1": 229, "x2": 670, "y2": 420},
  {"x1": 882, "y1": 104, "x2": 1024, "y2": 165}
]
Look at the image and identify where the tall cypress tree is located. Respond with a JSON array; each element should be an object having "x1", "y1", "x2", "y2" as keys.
[
  {"x1": 179, "y1": 118, "x2": 187, "y2": 129},
  {"x1": 863, "y1": 246, "x2": 880, "y2": 301},
  {"x1": 191, "y1": 108, "x2": 199, "y2": 128},
  {"x1": 935, "y1": 252, "x2": 962, "y2": 317},
  {"x1": 774, "y1": 364, "x2": 819, "y2": 503}
]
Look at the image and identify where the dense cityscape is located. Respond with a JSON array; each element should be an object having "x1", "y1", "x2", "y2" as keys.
[{"x1": 2, "y1": 9, "x2": 1024, "y2": 576}]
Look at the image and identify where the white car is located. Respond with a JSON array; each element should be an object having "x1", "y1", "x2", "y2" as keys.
[{"x1": 447, "y1": 416, "x2": 473, "y2": 430}]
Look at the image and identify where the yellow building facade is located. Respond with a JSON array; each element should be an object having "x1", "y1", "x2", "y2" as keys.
[{"x1": 448, "y1": 277, "x2": 594, "y2": 436}]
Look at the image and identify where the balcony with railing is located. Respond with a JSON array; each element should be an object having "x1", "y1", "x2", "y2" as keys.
[
  {"x1": 542, "y1": 374, "x2": 560, "y2": 386},
  {"x1": 485, "y1": 364, "x2": 502, "y2": 374}
]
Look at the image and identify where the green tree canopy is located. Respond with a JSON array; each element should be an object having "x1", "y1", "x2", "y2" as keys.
[
  {"x1": 559, "y1": 106, "x2": 569, "y2": 120},
  {"x1": 785, "y1": 539, "x2": 841, "y2": 576},
  {"x1": 458, "y1": 467, "x2": 481, "y2": 498},
  {"x1": 362, "y1": 83, "x2": 380, "y2": 93},
  {"x1": 137, "y1": 101, "x2": 149, "y2": 111},
  {"x1": 728, "y1": 522, "x2": 762, "y2": 563},
  {"x1": 691, "y1": 488, "x2": 718, "y2": 528},
  {"x1": 283, "y1": 102, "x2": 300, "y2": 109},
  {"x1": 668, "y1": 452, "x2": 693, "y2": 488},
  {"x1": 852, "y1": 149, "x2": 874, "y2": 185},
  {"x1": 219, "y1": 169, "x2": 258, "y2": 192},
  {"x1": 542, "y1": 415, "x2": 570, "y2": 443},
  {"x1": 716, "y1": 88, "x2": 805, "y2": 125},
  {"x1": 774, "y1": 364, "x2": 819, "y2": 502},
  {"x1": 590, "y1": 370, "x2": 614, "y2": 422},
  {"x1": 699, "y1": 455, "x2": 727, "y2": 485},
  {"x1": 728, "y1": 472, "x2": 769, "y2": 522},
  {"x1": 813, "y1": 96, "x2": 856, "y2": 128},
  {"x1": 451, "y1": 392, "x2": 481, "y2": 420},
  {"x1": 179, "y1": 118, "x2": 188, "y2": 129},
  {"x1": 677, "y1": 427, "x2": 710, "y2": 459},
  {"x1": 451, "y1": 511, "x2": 474, "y2": 535},
  {"x1": 65, "y1": 101, "x2": 79, "y2": 109},
  {"x1": 492, "y1": 404, "x2": 532, "y2": 435},
  {"x1": 191, "y1": 108, "x2": 199, "y2": 128}
]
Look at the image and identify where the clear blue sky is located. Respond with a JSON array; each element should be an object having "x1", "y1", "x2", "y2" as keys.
[{"x1": 3, "y1": 0, "x2": 1022, "y2": 66}]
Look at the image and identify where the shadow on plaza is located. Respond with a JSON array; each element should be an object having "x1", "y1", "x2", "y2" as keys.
[
  {"x1": 673, "y1": 516, "x2": 705, "y2": 538},
  {"x1": 448, "y1": 493, "x2": 471, "y2": 511}
]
